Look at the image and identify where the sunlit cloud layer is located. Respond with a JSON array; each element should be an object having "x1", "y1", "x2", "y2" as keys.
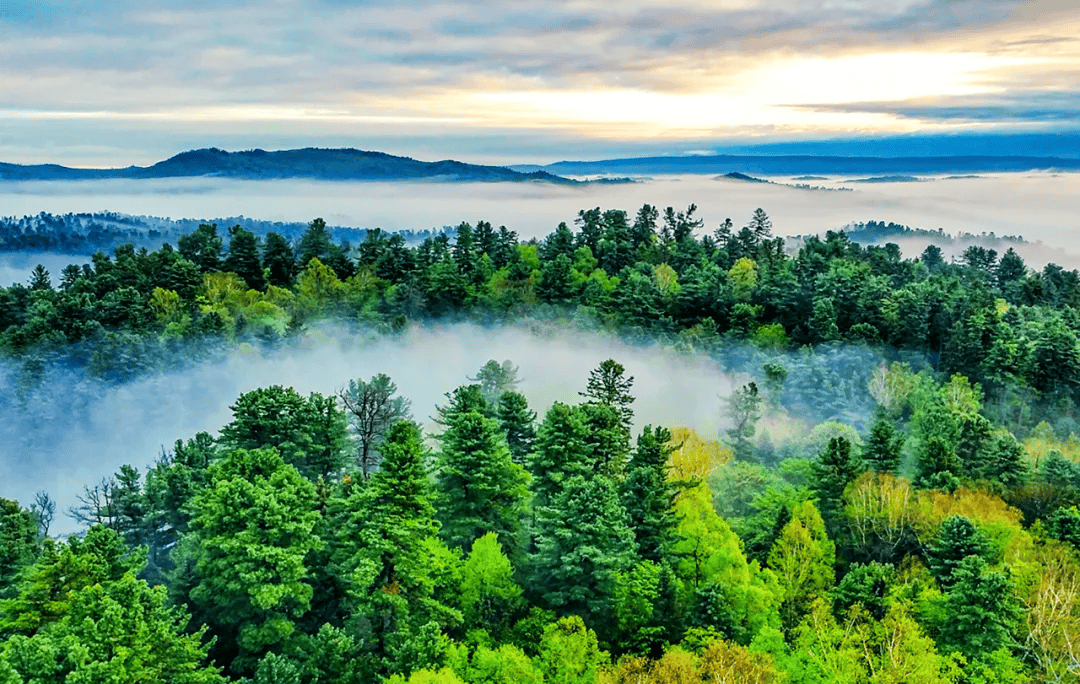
[{"x1": 2, "y1": 0, "x2": 1079, "y2": 165}]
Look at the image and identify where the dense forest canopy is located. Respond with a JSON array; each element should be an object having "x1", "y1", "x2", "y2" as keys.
[{"x1": 3, "y1": 204, "x2": 1080, "y2": 682}]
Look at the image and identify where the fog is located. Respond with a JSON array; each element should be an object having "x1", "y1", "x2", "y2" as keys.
[
  {"x1": 0, "y1": 252, "x2": 92, "y2": 288},
  {"x1": 0, "y1": 323, "x2": 747, "y2": 534},
  {"x1": 2, "y1": 173, "x2": 1079, "y2": 262}
]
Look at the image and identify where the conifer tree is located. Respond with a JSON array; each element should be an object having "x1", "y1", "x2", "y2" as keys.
[
  {"x1": 863, "y1": 408, "x2": 904, "y2": 474},
  {"x1": 225, "y1": 225, "x2": 264, "y2": 290},
  {"x1": 621, "y1": 426, "x2": 679, "y2": 563},
  {"x1": 811, "y1": 436, "x2": 864, "y2": 534},
  {"x1": 530, "y1": 475, "x2": 636, "y2": 628},
  {"x1": 528, "y1": 403, "x2": 596, "y2": 508},
  {"x1": 496, "y1": 391, "x2": 536, "y2": 464},
  {"x1": 434, "y1": 410, "x2": 530, "y2": 554},
  {"x1": 926, "y1": 515, "x2": 994, "y2": 591}
]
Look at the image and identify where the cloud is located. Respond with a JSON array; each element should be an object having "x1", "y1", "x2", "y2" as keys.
[
  {"x1": 796, "y1": 90, "x2": 1080, "y2": 123},
  {"x1": 2, "y1": 0, "x2": 1080, "y2": 162}
]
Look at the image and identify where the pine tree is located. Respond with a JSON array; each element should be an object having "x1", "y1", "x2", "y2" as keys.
[
  {"x1": 225, "y1": 225, "x2": 264, "y2": 290},
  {"x1": 938, "y1": 556, "x2": 1021, "y2": 662},
  {"x1": 863, "y1": 409, "x2": 904, "y2": 474},
  {"x1": 496, "y1": 391, "x2": 536, "y2": 464},
  {"x1": 530, "y1": 475, "x2": 636, "y2": 628},
  {"x1": 434, "y1": 411, "x2": 530, "y2": 554},
  {"x1": 621, "y1": 426, "x2": 679, "y2": 563},
  {"x1": 926, "y1": 515, "x2": 994, "y2": 590},
  {"x1": 811, "y1": 436, "x2": 864, "y2": 533},
  {"x1": 579, "y1": 359, "x2": 635, "y2": 433},
  {"x1": 527, "y1": 403, "x2": 595, "y2": 508},
  {"x1": 262, "y1": 232, "x2": 295, "y2": 288}
]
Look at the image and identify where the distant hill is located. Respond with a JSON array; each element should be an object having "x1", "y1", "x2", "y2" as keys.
[
  {"x1": 0, "y1": 147, "x2": 603, "y2": 184},
  {"x1": 514, "y1": 154, "x2": 1080, "y2": 177}
]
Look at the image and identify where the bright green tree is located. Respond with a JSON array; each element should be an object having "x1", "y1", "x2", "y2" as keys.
[
  {"x1": 534, "y1": 615, "x2": 606, "y2": 684},
  {"x1": 460, "y1": 532, "x2": 525, "y2": 637},
  {"x1": 767, "y1": 500, "x2": 836, "y2": 632},
  {"x1": 1, "y1": 572, "x2": 226, "y2": 683},
  {"x1": 179, "y1": 447, "x2": 321, "y2": 673}
]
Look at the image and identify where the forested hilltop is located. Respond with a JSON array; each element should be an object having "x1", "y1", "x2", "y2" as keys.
[{"x1": 3, "y1": 204, "x2": 1080, "y2": 682}]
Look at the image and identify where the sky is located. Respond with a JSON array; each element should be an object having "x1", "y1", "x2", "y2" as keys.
[{"x1": 2, "y1": 0, "x2": 1080, "y2": 166}]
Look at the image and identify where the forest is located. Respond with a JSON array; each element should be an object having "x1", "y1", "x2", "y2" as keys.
[{"x1": 3, "y1": 203, "x2": 1080, "y2": 683}]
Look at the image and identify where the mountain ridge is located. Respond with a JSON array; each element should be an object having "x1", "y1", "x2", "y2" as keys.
[{"x1": 0, "y1": 147, "x2": 595, "y2": 184}]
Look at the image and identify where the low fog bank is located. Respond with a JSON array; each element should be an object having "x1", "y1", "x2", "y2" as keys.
[
  {"x1": 1, "y1": 173, "x2": 1078, "y2": 257},
  {"x1": 0, "y1": 253, "x2": 93, "y2": 287},
  {"x1": 0, "y1": 323, "x2": 748, "y2": 534}
]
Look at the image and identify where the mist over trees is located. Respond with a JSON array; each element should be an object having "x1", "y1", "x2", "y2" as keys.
[{"x1": 4, "y1": 204, "x2": 1080, "y2": 681}]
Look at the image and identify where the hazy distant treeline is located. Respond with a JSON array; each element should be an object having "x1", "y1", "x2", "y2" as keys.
[{"x1": 0, "y1": 211, "x2": 448, "y2": 255}]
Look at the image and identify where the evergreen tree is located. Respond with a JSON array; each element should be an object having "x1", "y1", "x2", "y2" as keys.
[
  {"x1": 178, "y1": 223, "x2": 223, "y2": 272},
  {"x1": 219, "y1": 386, "x2": 349, "y2": 480},
  {"x1": 811, "y1": 436, "x2": 864, "y2": 533},
  {"x1": 530, "y1": 474, "x2": 636, "y2": 629},
  {"x1": 298, "y1": 218, "x2": 334, "y2": 268},
  {"x1": 468, "y1": 359, "x2": 521, "y2": 404},
  {"x1": 528, "y1": 403, "x2": 595, "y2": 508},
  {"x1": 579, "y1": 358, "x2": 635, "y2": 433},
  {"x1": 621, "y1": 426, "x2": 679, "y2": 563},
  {"x1": 263, "y1": 232, "x2": 296, "y2": 288},
  {"x1": 434, "y1": 410, "x2": 530, "y2": 554},
  {"x1": 938, "y1": 555, "x2": 1021, "y2": 663},
  {"x1": 926, "y1": 515, "x2": 994, "y2": 590},
  {"x1": 863, "y1": 408, "x2": 904, "y2": 474},
  {"x1": 496, "y1": 391, "x2": 536, "y2": 464},
  {"x1": 225, "y1": 225, "x2": 264, "y2": 290}
]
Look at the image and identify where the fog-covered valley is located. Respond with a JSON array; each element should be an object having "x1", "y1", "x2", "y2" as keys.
[
  {"x1": 1, "y1": 172, "x2": 1077, "y2": 251},
  {"x1": 1, "y1": 323, "x2": 761, "y2": 534}
]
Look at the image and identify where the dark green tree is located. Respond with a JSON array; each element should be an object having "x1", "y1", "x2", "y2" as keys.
[
  {"x1": 621, "y1": 426, "x2": 679, "y2": 563},
  {"x1": 178, "y1": 223, "x2": 223, "y2": 272},
  {"x1": 219, "y1": 385, "x2": 349, "y2": 480},
  {"x1": 496, "y1": 391, "x2": 536, "y2": 464},
  {"x1": 528, "y1": 403, "x2": 595, "y2": 508},
  {"x1": 225, "y1": 225, "x2": 264, "y2": 290},
  {"x1": 434, "y1": 410, "x2": 530, "y2": 554},
  {"x1": 530, "y1": 474, "x2": 636, "y2": 630},
  {"x1": 0, "y1": 499, "x2": 38, "y2": 600},
  {"x1": 262, "y1": 232, "x2": 295, "y2": 288},
  {"x1": 926, "y1": 515, "x2": 995, "y2": 591},
  {"x1": 862, "y1": 409, "x2": 904, "y2": 474},
  {"x1": 812, "y1": 436, "x2": 864, "y2": 535},
  {"x1": 937, "y1": 555, "x2": 1021, "y2": 663},
  {"x1": 579, "y1": 358, "x2": 635, "y2": 434}
]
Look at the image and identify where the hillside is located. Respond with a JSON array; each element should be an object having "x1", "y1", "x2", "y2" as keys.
[{"x1": 0, "y1": 147, "x2": 592, "y2": 184}]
